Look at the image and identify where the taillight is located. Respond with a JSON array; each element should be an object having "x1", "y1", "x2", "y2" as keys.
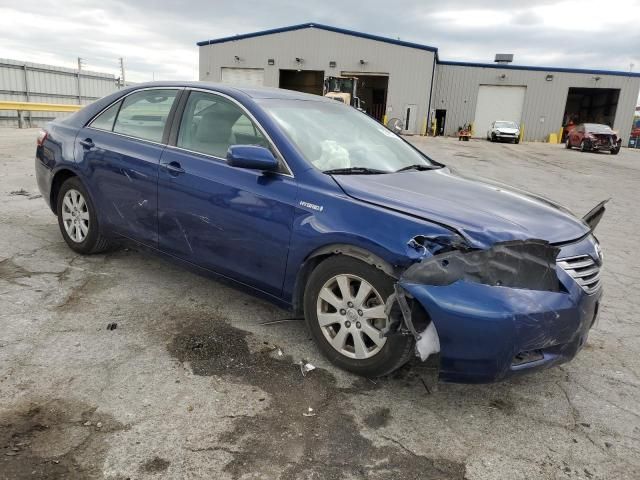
[{"x1": 37, "y1": 129, "x2": 48, "y2": 147}]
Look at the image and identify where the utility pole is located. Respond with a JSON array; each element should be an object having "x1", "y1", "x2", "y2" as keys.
[
  {"x1": 76, "y1": 57, "x2": 85, "y2": 105},
  {"x1": 119, "y1": 57, "x2": 126, "y2": 87}
]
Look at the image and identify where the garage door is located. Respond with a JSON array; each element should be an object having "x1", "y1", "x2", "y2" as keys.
[
  {"x1": 473, "y1": 85, "x2": 526, "y2": 138},
  {"x1": 220, "y1": 68, "x2": 264, "y2": 87}
]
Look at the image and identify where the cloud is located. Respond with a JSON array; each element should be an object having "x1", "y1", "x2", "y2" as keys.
[{"x1": 0, "y1": 0, "x2": 639, "y2": 86}]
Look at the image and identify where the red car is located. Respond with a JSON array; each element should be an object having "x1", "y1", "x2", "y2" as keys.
[{"x1": 566, "y1": 123, "x2": 621, "y2": 154}]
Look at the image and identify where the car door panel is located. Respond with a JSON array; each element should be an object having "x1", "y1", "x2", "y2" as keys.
[
  {"x1": 75, "y1": 88, "x2": 179, "y2": 246},
  {"x1": 76, "y1": 127, "x2": 164, "y2": 246},
  {"x1": 158, "y1": 147, "x2": 296, "y2": 295}
]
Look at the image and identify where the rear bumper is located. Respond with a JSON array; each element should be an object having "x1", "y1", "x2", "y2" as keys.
[
  {"x1": 404, "y1": 272, "x2": 601, "y2": 383},
  {"x1": 35, "y1": 150, "x2": 54, "y2": 211}
]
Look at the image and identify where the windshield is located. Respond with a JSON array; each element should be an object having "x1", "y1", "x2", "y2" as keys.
[
  {"x1": 258, "y1": 99, "x2": 435, "y2": 173},
  {"x1": 495, "y1": 121, "x2": 518, "y2": 129},
  {"x1": 327, "y1": 77, "x2": 353, "y2": 93},
  {"x1": 584, "y1": 123, "x2": 613, "y2": 134}
]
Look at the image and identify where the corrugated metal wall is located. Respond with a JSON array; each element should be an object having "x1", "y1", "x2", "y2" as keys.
[
  {"x1": 433, "y1": 63, "x2": 640, "y2": 142},
  {"x1": 198, "y1": 27, "x2": 436, "y2": 134},
  {"x1": 0, "y1": 58, "x2": 119, "y2": 127}
]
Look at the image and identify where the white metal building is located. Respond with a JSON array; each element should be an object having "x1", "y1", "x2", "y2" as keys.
[{"x1": 198, "y1": 23, "x2": 640, "y2": 142}]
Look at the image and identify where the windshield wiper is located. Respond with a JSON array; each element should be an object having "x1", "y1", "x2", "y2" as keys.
[
  {"x1": 323, "y1": 167, "x2": 388, "y2": 175},
  {"x1": 395, "y1": 164, "x2": 441, "y2": 173}
]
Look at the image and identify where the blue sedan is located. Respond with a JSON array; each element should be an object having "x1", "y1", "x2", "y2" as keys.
[{"x1": 35, "y1": 82, "x2": 604, "y2": 383}]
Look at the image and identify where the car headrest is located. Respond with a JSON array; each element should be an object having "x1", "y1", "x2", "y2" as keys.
[{"x1": 195, "y1": 111, "x2": 234, "y2": 143}]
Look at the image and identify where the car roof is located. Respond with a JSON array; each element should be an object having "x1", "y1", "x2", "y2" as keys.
[
  {"x1": 60, "y1": 81, "x2": 335, "y2": 129},
  {"x1": 125, "y1": 81, "x2": 331, "y2": 101}
]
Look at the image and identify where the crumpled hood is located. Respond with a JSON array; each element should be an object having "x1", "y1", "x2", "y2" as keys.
[{"x1": 333, "y1": 169, "x2": 590, "y2": 248}]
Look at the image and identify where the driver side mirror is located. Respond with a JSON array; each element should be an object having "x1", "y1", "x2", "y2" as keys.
[{"x1": 226, "y1": 145, "x2": 279, "y2": 171}]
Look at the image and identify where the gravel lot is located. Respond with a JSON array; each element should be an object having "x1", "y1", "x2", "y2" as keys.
[{"x1": 1, "y1": 128, "x2": 639, "y2": 480}]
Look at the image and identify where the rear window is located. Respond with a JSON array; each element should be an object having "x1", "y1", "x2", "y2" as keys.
[
  {"x1": 89, "y1": 101, "x2": 121, "y2": 131},
  {"x1": 112, "y1": 89, "x2": 178, "y2": 143}
]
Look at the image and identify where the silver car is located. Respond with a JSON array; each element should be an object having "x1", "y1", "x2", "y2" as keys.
[{"x1": 487, "y1": 120, "x2": 520, "y2": 144}]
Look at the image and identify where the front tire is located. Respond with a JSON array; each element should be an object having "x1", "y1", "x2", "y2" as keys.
[
  {"x1": 580, "y1": 140, "x2": 591, "y2": 152},
  {"x1": 304, "y1": 256, "x2": 414, "y2": 377},
  {"x1": 566, "y1": 138, "x2": 572, "y2": 149},
  {"x1": 56, "y1": 177, "x2": 111, "y2": 254},
  {"x1": 611, "y1": 145, "x2": 620, "y2": 155}
]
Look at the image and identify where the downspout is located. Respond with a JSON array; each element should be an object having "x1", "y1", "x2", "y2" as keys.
[{"x1": 425, "y1": 52, "x2": 437, "y2": 136}]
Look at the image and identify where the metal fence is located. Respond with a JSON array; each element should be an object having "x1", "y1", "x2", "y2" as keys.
[{"x1": 0, "y1": 58, "x2": 119, "y2": 127}]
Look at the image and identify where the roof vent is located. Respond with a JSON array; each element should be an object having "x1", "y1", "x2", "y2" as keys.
[{"x1": 495, "y1": 54, "x2": 514, "y2": 64}]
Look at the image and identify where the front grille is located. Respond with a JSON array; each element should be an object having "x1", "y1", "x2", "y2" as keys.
[{"x1": 557, "y1": 255, "x2": 601, "y2": 294}]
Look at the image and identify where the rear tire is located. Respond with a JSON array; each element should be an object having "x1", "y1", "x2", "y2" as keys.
[
  {"x1": 56, "y1": 177, "x2": 111, "y2": 254},
  {"x1": 304, "y1": 256, "x2": 414, "y2": 377}
]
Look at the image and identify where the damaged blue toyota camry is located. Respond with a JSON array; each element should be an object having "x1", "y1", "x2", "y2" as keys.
[{"x1": 35, "y1": 82, "x2": 604, "y2": 383}]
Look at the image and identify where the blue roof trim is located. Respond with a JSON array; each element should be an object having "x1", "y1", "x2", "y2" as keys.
[
  {"x1": 196, "y1": 22, "x2": 438, "y2": 53},
  {"x1": 437, "y1": 60, "x2": 640, "y2": 78}
]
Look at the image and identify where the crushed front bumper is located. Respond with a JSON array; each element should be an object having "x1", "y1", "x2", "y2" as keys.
[
  {"x1": 403, "y1": 276, "x2": 601, "y2": 383},
  {"x1": 394, "y1": 235, "x2": 603, "y2": 383}
]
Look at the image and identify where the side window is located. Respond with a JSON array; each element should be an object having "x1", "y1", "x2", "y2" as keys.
[
  {"x1": 177, "y1": 91, "x2": 267, "y2": 159},
  {"x1": 89, "y1": 101, "x2": 121, "y2": 131},
  {"x1": 113, "y1": 89, "x2": 178, "y2": 143}
]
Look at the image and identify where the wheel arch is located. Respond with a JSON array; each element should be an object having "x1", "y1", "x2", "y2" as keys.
[
  {"x1": 291, "y1": 243, "x2": 398, "y2": 315},
  {"x1": 50, "y1": 168, "x2": 78, "y2": 214}
]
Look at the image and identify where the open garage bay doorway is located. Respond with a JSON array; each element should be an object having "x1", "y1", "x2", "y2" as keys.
[
  {"x1": 279, "y1": 70, "x2": 324, "y2": 95},
  {"x1": 562, "y1": 88, "x2": 620, "y2": 140},
  {"x1": 341, "y1": 72, "x2": 389, "y2": 122}
]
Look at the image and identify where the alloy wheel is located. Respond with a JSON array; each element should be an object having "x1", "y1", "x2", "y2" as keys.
[
  {"x1": 316, "y1": 274, "x2": 388, "y2": 359},
  {"x1": 61, "y1": 189, "x2": 90, "y2": 243}
]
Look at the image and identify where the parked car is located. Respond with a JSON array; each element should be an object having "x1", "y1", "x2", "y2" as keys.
[
  {"x1": 36, "y1": 82, "x2": 604, "y2": 383},
  {"x1": 487, "y1": 120, "x2": 520, "y2": 143},
  {"x1": 566, "y1": 123, "x2": 621, "y2": 154}
]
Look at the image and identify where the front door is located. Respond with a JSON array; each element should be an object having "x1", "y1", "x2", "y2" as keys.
[
  {"x1": 157, "y1": 90, "x2": 297, "y2": 296},
  {"x1": 76, "y1": 88, "x2": 179, "y2": 246}
]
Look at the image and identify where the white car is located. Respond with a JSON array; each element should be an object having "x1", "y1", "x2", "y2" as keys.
[{"x1": 487, "y1": 121, "x2": 520, "y2": 144}]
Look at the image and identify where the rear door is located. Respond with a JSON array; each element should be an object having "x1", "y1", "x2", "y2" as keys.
[
  {"x1": 157, "y1": 90, "x2": 297, "y2": 296},
  {"x1": 77, "y1": 88, "x2": 180, "y2": 246}
]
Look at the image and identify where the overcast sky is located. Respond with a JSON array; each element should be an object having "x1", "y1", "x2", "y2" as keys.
[{"x1": 0, "y1": 0, "x2": 639, "y2": 87}]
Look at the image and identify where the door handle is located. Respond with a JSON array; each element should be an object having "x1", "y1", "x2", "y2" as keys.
[
  {"x1": 79, "y1": 138, "x2": 95, "y2": 149},
  {"x1": 162, "y1": 161, "x2": 185, "y2": 175}
]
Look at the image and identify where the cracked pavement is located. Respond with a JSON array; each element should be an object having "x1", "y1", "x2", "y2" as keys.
[{"x1": 1, "y1": 128, "x2": 639, "y2": 479}]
